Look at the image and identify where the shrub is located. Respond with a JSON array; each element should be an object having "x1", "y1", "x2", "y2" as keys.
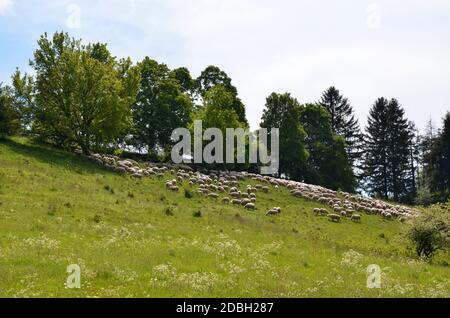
[
  {"x1": 184, "y1": 189, "x2": 193, "y2": 199},
  {"x1": 406, "y1": 206, "x2": 450, "y2": 260},
  {"x1": 164, "y1": 207, "x2": 174, "y2": 216},
  {"x1": 193, "y1": 211, "x2": 202, "y2": 218}
]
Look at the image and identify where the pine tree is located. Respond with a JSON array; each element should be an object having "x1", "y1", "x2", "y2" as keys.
[
  {"x1": 406, "y1": 121, "x2": 421, "y2": 200},
  {"x1": 427, "y1": 112, "x2": 450, "y2": 198},
  {"x1": 363, "y1": 97, "x2": 390, "y2": 199},
  {"x1": 363, "y1": 98, "x2": 413, "y2": 201},
  {"x1": 386, "y1": 99, "x2": 411, "y2": 201},
  {"x1": 319, "y1": 87, "x2": 362, "y2": 166}
]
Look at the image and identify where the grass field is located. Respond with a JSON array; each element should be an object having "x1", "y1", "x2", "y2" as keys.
[{"x1": 0, "y1": 137, "x2": 449, "y2": 297}]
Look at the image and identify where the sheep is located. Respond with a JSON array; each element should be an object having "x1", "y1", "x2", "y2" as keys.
[
  {"x1": 241, "y1": 192, "x2": 250, "y2": 199},
  {"x1": 231, "y1": 199, "x2": 242, "y2": 205},
  {"x1": 221, "y1": 197, "x2": 230, "y2": 204},
  {"x1": 245, "y1": 203, "x2": 256, "y2": 210},
  {"x1": 382, "y1": 212, "x2": 393, "y2": 220},
  {"x1": 262, "y1": 186, "x2": 269, "y2": 193},
  {"x1": 340, "y1": 211, "x2": 348, "y2": 217},
  {"x1": 328, "y1": 214, "x2": 341, "y2": 223},
  {"x1": 314, "y1": 208, "x2": 328, "y2": 216},
  {"x1": 114, "y1": 166, "x2": 126, "y2": 174},
  {"x1": 241, "y1": 199, "x2": 251, "y2": 206},
  {"x1": 351, "y1": 214, "x2": 361, "y2": 222},
  {"x1": 169, "y1": 185, "x2": 179, "y2": 192},
  {"x1": 266, "y1": 207, "x2": 281, "y2": 216},
  {"x1": 208, "y1": 193, "x2": 219, "y2": 199},
  {"x1": 230, "y1": 192, "x2": 241, "y2": 198}
]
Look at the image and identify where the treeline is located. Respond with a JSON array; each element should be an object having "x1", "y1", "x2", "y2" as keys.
[{"x1": 0, "y1": 32, "x2": 449, "y2": 204}]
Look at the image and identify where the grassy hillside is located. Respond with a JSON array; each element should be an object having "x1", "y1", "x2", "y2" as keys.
[{"x1": 0, "y1": 137, "x2": 448, "y2": 297}]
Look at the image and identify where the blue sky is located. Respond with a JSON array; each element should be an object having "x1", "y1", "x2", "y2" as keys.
[{"x1": 1, "y1": 0, "x2": 449, "y2": 131}]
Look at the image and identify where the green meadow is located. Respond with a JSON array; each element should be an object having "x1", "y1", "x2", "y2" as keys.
[{"x1": 0, "y1": 137, "x2": 448, "y2": 297}]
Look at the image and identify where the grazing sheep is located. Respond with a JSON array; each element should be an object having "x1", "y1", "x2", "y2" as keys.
[
  {"x1": 169, "y1": 185, "x2": 179, "y2": 192},
  {"x1": 231, "y1": 199, "x2": 242, "y2": 205},
  {"x1": 328, "y1": 214, "x2": 341, "y2": 223},
  {"x1": 245, "y1": 203, "x2": 256, "y2": 210},
  {"x1": 340, "y1": 211, "x2": 348, "y2": 217},
  {"x1": 262, "y1": 186, "x2": 269, "y2": 193},
  {"x1": 314, "y1": 208, "x2": 328, "y2": 216},
  {"x1": 241, "y1": 199, "x2": 251, "y2": 206},
  {"x1": 382, "y1": 212, "x2": 393, "y2": 220},
  {"x1": 114, "y1": 166, "x2": 126, "y2": 174},
  {"x1": 230, "y1": 192, "x2": 241, "y2": 198},
  {"x1": 266, "y1": 208, "x2": 281, "y2": 216},
  {"x1": 241, "y1": 192, "x2": 250, "y2": 199},
  {"x1": 351, "y1": 214, "x2": 361, "y2": 222},
  {"x1": 221, "y1": 197, "x2": 230, "y2": 204},
  {"x1": 208, "y1": 193, "x2": 219, "y2": 199}
]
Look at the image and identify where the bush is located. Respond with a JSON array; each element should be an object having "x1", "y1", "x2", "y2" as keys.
[
  {"x1": 184, "y1": 189, "x2": 193, "y2": 199},
  {"x1": 164, "y1": 207, "x2": 174, "y2": 216},
  {"x1": 406, "y1": 206, "x2": 450, "y2": 260},
  {"x1": 193, "y1": 211, "x2": 202, "y2": 218}
]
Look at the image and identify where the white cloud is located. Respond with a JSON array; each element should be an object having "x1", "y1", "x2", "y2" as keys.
[{"x1": 0, "y1": 0, "x2": 13, "y2": 14}]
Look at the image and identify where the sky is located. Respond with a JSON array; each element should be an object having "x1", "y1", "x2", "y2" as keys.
[{"x1": 1, "y1": 0, "x2": 449, "y2": 132}]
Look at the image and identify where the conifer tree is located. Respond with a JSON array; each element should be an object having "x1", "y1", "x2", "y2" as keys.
[{"x1": 319, "y1": 87, "x2": 362, "y2": 166}]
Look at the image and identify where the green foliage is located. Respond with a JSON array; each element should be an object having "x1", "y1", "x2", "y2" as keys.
[
  {"x1": 194, "y1": 85, "x2": 248, "y2": 171},
  {"x1": 0, "y1": 84, "x2": 20, "y2": 138},
  {"x1": 406, "y1": 206, "x2": 450, "y2": 260},
  {"x1": 363, "y1": 98, "x2": 412, "y2": 200},
  {"x1": 425, "y1": 113, "x2": 450, "y2": 199},
  {"x1": 260, "y1": 92, "x2": 308, "y2": 180},
  {"x1": 319, "y1": 87, "x2": 362, "y2": 166},
  {"x1": 299, "y1": 104, "x2": 356, "y2": 192},
  {"x1": 131, "y1": 57, "x2": 192, "y2": 156},
  {"x1": 196, "y1": 65, "x2": 247, "y2": 125},
  {"x1": 30, "y1": 32, "x2": 140, "y2": 153},
  {"x1": 184, "y1": 188, "x2": 194, "y2": 199}
]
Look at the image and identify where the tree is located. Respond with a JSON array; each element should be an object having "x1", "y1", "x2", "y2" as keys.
[
  {"x1": 363, "y1": 98, "x2": 390, "y2": 199},
  {"x1": 11, "y1": 69, "x2": 34, "y2": 133},
  {"x1": 406, "y1": 121, "x2": 421, "y2": 201},
  {"x1": 319, "y1": 87, "x2": 362, "y2": 166},
  {"x1": 260, "y1": 93, "x2": 308, "y2": 180},
  {"x1": 299, "y1": 104, "x2": 356, "y2": 192},
  {"x1": 170, "y1": 67, "x2": 195, "y2": 96},
  {"x1": 0, "y1": 84, "x2": 20, "y2": 138},
  {"x1": 363, "y1": 98, "x2": 413, "y2": 201},
  {"x1": 131, "y1": 57, "x2": 192, "y2": 157},
  {"x1": 406, "y1": 206, "x2": 450, "y2": 260},
  {"x1": 196, "y1": 65, "x2": 247, "y2": 125},
  {"x1": 30, "y1": 32, "x2": 140, "y2": 154},
  {"x1": 386, "y1": 99, "x2": 411, "y2": 201},
  {"x1": 194, "y1": 85, "x2": 248, "y2": 170},
  {"x1": 426, "y1": 112, "x2": 450, "y2": 199}
]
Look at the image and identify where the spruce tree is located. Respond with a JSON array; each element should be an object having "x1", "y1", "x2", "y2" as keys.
[
  {"x1": 363, "y1": 98, "x2": 413, "y2": 201},
  {"x1": 363, "y1": 97, "x2": 390, "y2": 199},
  {"x1": 427, "y1": 112, "x2": 450, "y2": 198},
  {"x1": 386, "y1": 99, "x2": 411, "y2": 201},
  {"x1": 319, "y1": 87, "x2": 362, "y2": 166}
]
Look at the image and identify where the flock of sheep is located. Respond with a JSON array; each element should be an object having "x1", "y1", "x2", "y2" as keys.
[{"x1": 87, "y1": 153, "x2": 418, "y2": 222}]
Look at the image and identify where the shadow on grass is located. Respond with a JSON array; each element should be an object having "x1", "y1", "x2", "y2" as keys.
[{"x1": 0, "y1": 138, "x2": 111, "y2": 175}]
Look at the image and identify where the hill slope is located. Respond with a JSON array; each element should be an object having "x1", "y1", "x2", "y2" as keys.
[{"x1": 0, "y1": 137, "x2": 448, "y2": 297}]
